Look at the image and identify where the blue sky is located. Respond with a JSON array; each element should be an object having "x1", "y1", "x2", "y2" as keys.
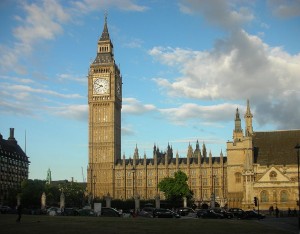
[{"x1": 0, "y1": 0, "x2": 299, "y2": 182}]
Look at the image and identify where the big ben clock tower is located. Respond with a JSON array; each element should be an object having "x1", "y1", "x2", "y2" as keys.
[{"x1": 87, "y1": 15, "x2": 122, "y2": 198}]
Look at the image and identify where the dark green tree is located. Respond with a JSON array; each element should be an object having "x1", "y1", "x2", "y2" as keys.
[
  {"x1": 57, "y1": 182, "x2": 86, "y2": 208},
  {"x1": 20, "y1": 179, "x2": 46, "y2": 208},
  {"x1": 158, "y1": 170, "x2": 193, "y2": 206}
]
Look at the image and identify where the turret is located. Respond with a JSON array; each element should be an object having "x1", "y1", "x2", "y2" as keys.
[
  {"x1": 187, "y1": 142, "x2": 193, "y2": 159},
  {"x1": 244, "y1": 99, "x2": 253, "y2": 137},
  {"x1": 233, "y1": 108, "x2": 243, "y2": 142},
  {"x1": 133, "y1": 144, "x2": 139, "y2": 160},
  {"x1": 202, "y1": 142, "x2": 207, "y2": 158}
]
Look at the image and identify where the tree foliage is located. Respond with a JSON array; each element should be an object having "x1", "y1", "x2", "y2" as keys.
[
  {"x1": 21, "y1": 179, "x2": 46, "y2": 208},
  {"x1": 19, "y1": 179, "x2": 86, "y2": 208},
  {"x1": 158, "y1": 170, "x2": 193, "y2": 203}
]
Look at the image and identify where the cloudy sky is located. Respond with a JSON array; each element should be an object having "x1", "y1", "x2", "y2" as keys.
[{"x1": 0, "y1": 0, "x2": 299, "y2": 181}]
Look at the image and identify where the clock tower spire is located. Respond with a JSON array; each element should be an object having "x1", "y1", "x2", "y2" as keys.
[{"x1": 87, "y1": 14, "x2": 122, "y2": 199}]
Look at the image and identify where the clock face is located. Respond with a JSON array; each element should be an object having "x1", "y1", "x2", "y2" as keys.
[{"x1": 93, "y1": 78, "x2": 109, "y2": 95}]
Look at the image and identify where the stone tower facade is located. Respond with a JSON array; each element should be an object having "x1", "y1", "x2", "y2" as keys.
[{"x1": 87, "y1": 16, "x2": 122, "y2": 198}]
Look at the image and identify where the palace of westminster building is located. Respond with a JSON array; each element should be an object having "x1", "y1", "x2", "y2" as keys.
[{"x1": 87, "y1": 17, "x2": 300, "y2": 210}]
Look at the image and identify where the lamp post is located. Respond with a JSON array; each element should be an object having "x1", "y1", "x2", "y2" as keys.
[
  {"x1": 93, "y1": 175, "x2": 96, "y2": 200},
  {"x1": 132, "y1": 168, "x2": 136, "y2": 199},
  {"x1": 211, "y1": 175, "x2": 216, "y2": 208},
  {"x1": 295, "y1": 143, "x2": 300, "y2": 230}
]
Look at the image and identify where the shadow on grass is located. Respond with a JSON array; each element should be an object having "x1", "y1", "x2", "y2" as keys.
[{"x1": 0, "y1": 214, "x2": 298, "y2": 234}]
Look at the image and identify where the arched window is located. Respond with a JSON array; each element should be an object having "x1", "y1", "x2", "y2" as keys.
[
  {"x1": 280, "y1": 190, "x2": 288, "y2": 202},
  {"x1": 269, "y1": 171, "x2": 277, "y2": 181},
  {"x1": 235, "y1": 172, "x2": 242, "y2": 183},
  {"x1": 261, "y1": 190, "x2": 269, "y2": 202}
]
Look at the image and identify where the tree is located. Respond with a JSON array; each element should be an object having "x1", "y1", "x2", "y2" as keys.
[
  {"x1": 20, "y1": 179, "x2": 46, "y2": 208},
  {"x1": 57, "y1": 182, "x2": 86, "y2": 207},
  {"x1": 158, "y1": 170, "x2": 193, "y2": 205}
]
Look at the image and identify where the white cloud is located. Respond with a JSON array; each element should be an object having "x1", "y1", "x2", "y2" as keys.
[
  {"x1": 268, "y1": 0, "x2": 300, "y2": 18},
  {"x1": 179, "y1": 0, "x2": 254, "y2": 30},
  {"x1": 123, "y1": 98, "x2": 156, "y2": 115},
  {"x1": 72, "y1": 0, "x2": 148, "y2": 13},
  {"x1": 52, "y1": 104, "x2": 88, "y2": 121},
  {"x1": 159, "y1": 103, "x2": 237, "y2": 125},
  {"x1": 149, "y1": 29, "x2": 300, "y2": 129}
]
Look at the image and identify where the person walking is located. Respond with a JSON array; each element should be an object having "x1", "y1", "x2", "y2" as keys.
[
  {"x1": 275, "y1": 206, "x2": 279, "y2": 218},
  {"x1": 16, "y1": 204, "x2": 22, "y2": 222}
]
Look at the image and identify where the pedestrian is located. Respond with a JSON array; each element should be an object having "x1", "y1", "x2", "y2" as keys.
[
  {"x1": 288, "y1": 208, "x2": 291, "y2": 216},
  {"x1": 275, "y1": 206, "x2": 279, "y2": 218},
  {"x1": 269, "y1": 206, "x2": 274, "y2": 216},
  {"x1": 293, "y1": 208, "x2": 297, "y2": 216},
  {"x1": 16, "y1": 204, "x2": 22, "y2": 222}
]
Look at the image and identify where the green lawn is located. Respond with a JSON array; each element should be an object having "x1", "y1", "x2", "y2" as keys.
[{"x1": 0, "y1": 214, "x2": 298, "y2": 234}]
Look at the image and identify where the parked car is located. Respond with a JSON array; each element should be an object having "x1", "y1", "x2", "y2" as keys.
[
  {"x1": 228, "y1": 208, "x2": 245, "y2": 219},
  {"x1": 77, "y1": 208, "x2": 95, "y2": 216},
  {"x1": 63, "y1": 208, "x2": 79, "y2": 216},
  {"x1": 197, "y1": 209, "x2": 224, "y2": 219},
  {"x1": 47, "y1": 207, "x2": 62, "y2": 216},
  {"x1": 177, "y1": 207, "x2": 196, "y2": 217},
  {"x1": 241, "y1": 210, "x2": 266, "y2": 220},
  {"x1": 0, "y1": 205, "x2": 12, "y2": 214},
  {"x1": 153, "y1": 208, "x2": 180, "y2": 218},
  {"x1": 139, "y1": 207, "x2": 155, "y2": 218},
  {"x1": 212, "y1": 208, "x2": 234, "y2": 219},
  {"x1": 101, "y1": 207, "x2": 121, "y2": 217}
]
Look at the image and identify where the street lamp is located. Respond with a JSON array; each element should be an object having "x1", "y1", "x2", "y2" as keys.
[
  {"x1": 93, "y1": 175, "x2": 96, "y2": 200},
  {"x1": 132, "y1": 168, "x2": 136, "y2": 199},
  {"x1": 211, "y1": 175, "x2": 216, "y2": 208},
  {"x1": 295, "y1": 143, "x2": 300, "y2": 230}
]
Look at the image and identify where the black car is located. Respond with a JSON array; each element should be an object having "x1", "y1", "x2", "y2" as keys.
[
  {"x1": 0, "y1": 205, "x2": 12, "y2": 214},
  {"x1": 177, "y1": 207, "x2": 196, "y2": 216},
  {"x1": 101, "y1": 207, "x2": 121, "y2": 217},
  {"x1": 138, "y1": 207, "x2": 155, "y2": 218},
  {"x1": 228, "y1": 208, "x2": 245, "y2": 219},
  {"x1": 197, "y1": 209, "x2": 224, "y2": 219},
  {"x1": 63, "y1": 208, "x2": 79, "y2": 216},
  {"x1": 241, "y1": 210, "x2": 265, "y2": 220},
  {"x1": 153, "y1": 208, "x2": 180, "y2": 218},
  {"x1": 212, "y1": 208, "x2": 234, "y2": 219}
]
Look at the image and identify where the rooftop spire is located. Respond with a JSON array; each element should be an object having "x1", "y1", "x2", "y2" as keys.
[
  {"x1": 100, "y1": 12, "x2": 110, "y2": 41},
  {"x1": 245, "y1": 99, "x2": 253, "y2": 118}
]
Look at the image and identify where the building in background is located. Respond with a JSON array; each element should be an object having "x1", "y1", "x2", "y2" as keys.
[
  {"x1": 227, "y1": 101, "x2": 300, "y2": 210},
  {"x1": 87, "y1": 17, "x2": 300, "y2": 210},
  {"x1": 0, "y1": 128, "x2": 30, "y2": 205}
]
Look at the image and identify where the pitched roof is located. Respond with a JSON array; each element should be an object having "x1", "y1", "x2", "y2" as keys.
[
  {"x1": 0, "y1": 134, "x2": 30, "y2": 163},
  {"x1": 253, "y1": 130, "x2": 300, "y2": 165}
]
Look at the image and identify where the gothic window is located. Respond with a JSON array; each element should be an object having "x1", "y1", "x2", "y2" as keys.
[
  {"x1": 137, "y1": 179, "x2": 142, "y2": 187},
  {"x1": 191, "y1": 178, "x2": 196, "y2": 186},
  {"x1": 261, "y1": 190, "x2": 269, "y2": 202},
  {"x1": 126, "y1": 179, "x2": 132, "y2": 186},
  {"x1": 280, "y1": 190, "x2": 288, "y2": 202},
  {"x1": 235, "y1": 172, "x2": 242, "y2": 183},
  {"x1": 214, "y1": 177, "x2": 219, "y2": 186},
  {"x1": 269, "y1": 171, "x2": 277, "y2": 181},
  {"x1": 202, "y1": 178, "x2": 208, "y2": 186}
]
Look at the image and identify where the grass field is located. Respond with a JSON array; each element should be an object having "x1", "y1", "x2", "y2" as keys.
[{"x1": 0, "y1": 214, "x2": 298, "y2": 234}]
